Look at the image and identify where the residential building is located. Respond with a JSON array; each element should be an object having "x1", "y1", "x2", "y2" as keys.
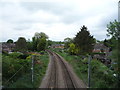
[
  {"x1": 2, "y1": 43, "x2": 16, "y2": 53},
  {"x1": 93, "y1": 43, "x2": 109, "y2": 53},
  {"x1": 51, "y1": 44, "x2": 64, "y2": 49}
]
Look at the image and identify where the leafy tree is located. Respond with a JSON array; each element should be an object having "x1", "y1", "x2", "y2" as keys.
[
  {"x1": 74, "y1": 25, "x2": 95, "y2": 55},
  {"x1": 64, "y1": 37, "x2": 73, "y2": 49},
  {"x1": 106, "y1": 20, "x2": 120, "y2": 87},
  {"x1": 27, "y1": 40, "x2": 33, "y2": 51},
  {"x1": 32, "y1": 32, "x2": 48, "y2": 51},
  {"x1": 47, "y1": 40, "x2": 53, "y2": 47},
  {"x1": 32, "y1": 37, "x2": 38, "y2": 51},
  {"x1": 37, "y1": 38, "x2": 47, "y2": 51},
  {"x1": 68, "y1": 43, "x2": 78, "y2": 55},
  {"x1": 7, "y1": 39, "x2": 13, "y2": 43},
  {"x1": 103, "y1": 38, "x2": 116, "y2": 50},
  {"x1": 34, "y1": 32, "x2": 48, "y2": 40},
  {"x1": 106, "y1": 20, "x2": 120, "y2": 60},
  {"x1": 15, "y1": 37, "x2": 27, "y2": 52},
  {"x1": 107, "y1": 20, "x2": 120, "y2": 40}
]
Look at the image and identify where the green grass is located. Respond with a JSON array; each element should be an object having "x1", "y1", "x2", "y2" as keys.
[{"x1": 53, "y1": 48, "x2": 117, "y2": 88}]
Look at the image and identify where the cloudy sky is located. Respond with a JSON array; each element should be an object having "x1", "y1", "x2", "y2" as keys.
[{"x1": 0, "y1": 0, "x2": 118, "y2": 42}]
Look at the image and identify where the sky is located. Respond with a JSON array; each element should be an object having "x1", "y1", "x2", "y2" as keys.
[{"x1": 0, "y1": 0, "x2": 119, "y2": 42}]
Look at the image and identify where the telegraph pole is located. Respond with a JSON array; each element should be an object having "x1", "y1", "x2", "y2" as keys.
[
  {"x1": 118, "y1": 1, "x2": 120, "y2": 22},
  {"x1": 88, "y1": 55, "x2": 91, "y2": 88},
  {"x1": 31, "y1": 55, "x2": 35, "y2": 83}
]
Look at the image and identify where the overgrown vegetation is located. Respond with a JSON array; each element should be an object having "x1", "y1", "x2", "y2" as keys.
[
  {"x1": 2, "y1": 51, "x2": 49, "y2": 88},
  {"x1": 53, "y1": 49, "x2": 117, "y2": 88}
]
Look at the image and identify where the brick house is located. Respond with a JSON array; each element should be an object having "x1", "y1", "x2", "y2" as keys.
[
  {"x1": 93, "y1": 43, "x2": 109, "y2": 53},
  {"x1": 51, "y1": 44, "x2": 64, "y2": 49},
  {"x1": 92, "y1": 43, "x2": 111, "y2": 65},
  {"x1": 2, "y1": 43, "x2": 16, "y2": 53}
]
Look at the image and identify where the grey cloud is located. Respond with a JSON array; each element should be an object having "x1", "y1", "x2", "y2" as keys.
[
  {"x1": 0, "y1": 0, "x2": 118, "y2": 42},
  {"x1": 13, "y1": 22, "x2": 32, "y2": 30},
  {"x1": 99, "y1": 12, "x2": 117, "y2": 27},
  {"x1": 20, "y1": 2, "x2": 71, "y2": 15},
  {"x1": 13, "y1": 26, "x2": 30, "y2": 30},
  {"x1": 20, "y1": 1, "x2": 117, "y2": 25}
]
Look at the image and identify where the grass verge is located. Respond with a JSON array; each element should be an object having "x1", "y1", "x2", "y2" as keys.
[{"x1": 54, "y1": 49, "x2": 117, "y2": 88}]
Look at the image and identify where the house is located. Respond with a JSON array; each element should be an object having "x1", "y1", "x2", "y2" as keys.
[
  {"x1": 92, "y1": 43, "x2": 111, "y2": 65},
  {"x1": 93, "y1": 43, "x2": 109, "y2": 53},
  {"x1": 51, "y1": 44, "x2": 64, "y2": 49},
  {"x1": 2, "y1": 42, "x2": 16, "y2": 53}
]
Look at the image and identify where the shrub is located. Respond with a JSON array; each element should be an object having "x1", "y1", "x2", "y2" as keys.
[
  {"x1": 9, "y1": 52, "x2": 22, "y2": 58},
  {"x1": 17, "y1": 54, "x2": 29, "y2": 59}
]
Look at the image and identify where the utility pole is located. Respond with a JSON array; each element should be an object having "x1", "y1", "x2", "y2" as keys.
[
  {"x1": 118, "y1": 1, "x2": 120, "y2": 22},
  {"x1": 31, "y1": 55, "x2": 35, "y2": 83},
  {"x1": 88, "y1": 55, "x2": 91, "y2": 88}
]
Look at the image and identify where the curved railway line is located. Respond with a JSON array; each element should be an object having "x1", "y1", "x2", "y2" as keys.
[{"x1": 40, "y1": 50, "x2": 87, "y2": 88}]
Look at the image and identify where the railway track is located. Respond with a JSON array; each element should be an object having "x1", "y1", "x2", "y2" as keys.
[
  {"x1": 47, "y1": 50, "x2": 76, "y2": 88},
  {"x1": 40, "y1": 50, "x2": 87, "y2": 88},
  {"x1": 47, "y1": 50, "x2": 58, "y2": 88}
]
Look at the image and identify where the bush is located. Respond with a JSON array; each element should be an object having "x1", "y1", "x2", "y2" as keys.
[
  {"x1": 2, "y1": 54, "x2": 31, "y2": 87},
  {"x1": 17, "y1": 54, "x2": 29, "y2": 59},
  {"x1": 40, "y1": 51, "x2": 45, "y2": 55},
  {"x1": 56, "y1": 50, "x2": 117, "y2": 88},
  {"x1": 9, "y1": 52, "x2": 23, "y2": 58},
  {"x1": 2, "y1": 51, "x2": 49, "y2": 88}
]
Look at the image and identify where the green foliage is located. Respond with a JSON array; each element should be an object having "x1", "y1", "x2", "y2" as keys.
[
  {"x1": 68, "y1": 43, "x2": 78, "y2": 55},
  {"x1": 2, "y1": 55, "x2": 31, "y2": 87},
  {"x1": 27, "y1": 41, "x2": 33, "y2": 51},
  {"x1": 37, "y1": 38, "x2": 47, "y2": 51},
  {"x1": 32, "y1": 37, "x2": 38, "y2": 51},
  {"x1": 106, "y1": 20, "x2": 120, "y2": 87},
  {"x1": 64, "y1": 37, "x2": 73, "y2": 49},
  {"x1": 47, "y1": 40, "x2": 53, "y2": 47},
  {"x1": 15, "y1": 37, "x2": 27, "y2": 52},
  {"x1": 7, "y1": 39, "x2": 13, "y2": 43},
  {"x1": 56, "y1": 50, "x2": 117, "y2": 88},
  {"x1": 9, "y1": 52, "x2": 23, "y2": 58},
  {"x1": 32, "y1": 32, "x2": 48, "y2": 51},
  {"x1": 104, "y1": 37, "x2": 118, "y2": 50},
  {"x1": 107, "y1": 20, "x2": 120, "y2": 40},
  {"x1": 2, "y1": 51, "x2": 49, "y2": 88},
  {"x1": 74, "y1": 25, "x2": 95, "y2": 55},
  {"x1": 34, "y1": 32, "x2": 48, "y2": 40}
]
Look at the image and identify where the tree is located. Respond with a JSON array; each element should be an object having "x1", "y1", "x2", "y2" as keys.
[
  {"x1": 32, "y1": 37, "x2": 38, "y2": 51},
  {"x1": 27, "y1": 39, "x2": 33, "y2": 51},
  {"x1": 47, "y1": 40, "x2": 53, "y2": 47},
  {"x1": 37, "y1": 38, "x2": 47, "y2": 51},
  {"x1": 32, "y1": 32, "x2": 48, "y2": 51},
  {"x1": 74, "y1": 25, "x2": 95, "y2": 55},
  {"x1": 68, "y1": 43, "x2": 79, "y2": 55},
  {"x1": 34, "y1": 32, "x2": 48, "y2": 40},
  {"x1": 7, "y1": 39, "x2": 13, "y2": 43},
  {"x1": 106, "y1": 20, "x2": 120, "y2": 87},
  {"x1": 15, "y1": 37, "x2": 27, "y2": 52},
  {"x1": 64, "y1": 37, "x2": 73, "y2": 49},
  {"x1": 107, "y1": 20, "x2": 120, "y2": 40},
  {"x1": 106, "y1": 20, "x2": 120, "y2": 61}
]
